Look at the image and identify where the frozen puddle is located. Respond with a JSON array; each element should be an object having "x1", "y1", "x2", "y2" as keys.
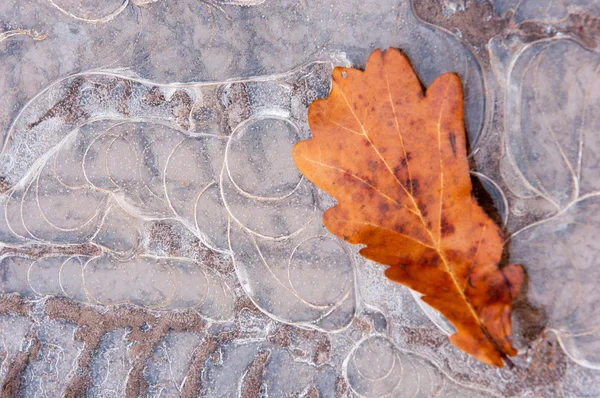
[
  {"x1": 3, "y1": 0, "x2": 600, "y2": 394},
  {"x1": 0, "y1": 60, "x2": 494, "y2": 397}
]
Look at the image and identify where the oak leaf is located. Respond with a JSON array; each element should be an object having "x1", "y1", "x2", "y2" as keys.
[{"x1": 292, "y1": 48, "x2": 524, "y2": 367}]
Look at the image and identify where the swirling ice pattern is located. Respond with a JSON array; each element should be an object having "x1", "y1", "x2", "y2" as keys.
[
  {"x1": 44, "y1": 0, "x2": 265, "y2": 24},
  {"x1": 0, "y1": 62, "x2": 356, "y2": 331},
  {"x1": 505, "y1": 39, "x2": 600, "y2": 368},
  {"x1": 344, "y1": 335, "x2": 491, "y2": 397}
]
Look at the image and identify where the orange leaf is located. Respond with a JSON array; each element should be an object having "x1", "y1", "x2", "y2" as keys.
[{"x1": 292, "y1": 48, "x2": 524, "y2": 367}]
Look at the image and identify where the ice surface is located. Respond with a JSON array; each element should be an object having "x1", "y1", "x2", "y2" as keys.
[{"x1": 1, "y1": 0, "x2": 600, "y2": 396}]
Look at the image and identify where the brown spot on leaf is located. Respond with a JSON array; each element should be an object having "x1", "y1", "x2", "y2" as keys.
[
  {"x1": 411, "y1": 178, "x2": 420, "y2": 194},
  {"x1": 368, "y1": 160, "x2": 379, "y2": 172},
  {"x1": 378, "y1": 202, "x2": 390, "y2": 213},
  {"x1": 416, "y1": 200, "x2": 428, "y2": 218},
  {"x1": 441, "y1": 217, "x2": 455, "y2": 236},
  {"x1": 449, "y1": 132, "x2": 457, "y2": 157}
]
